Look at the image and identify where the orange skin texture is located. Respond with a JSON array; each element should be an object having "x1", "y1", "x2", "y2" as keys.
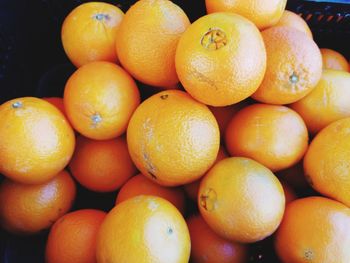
[
  {"x1": 116, "y1": 174, "x2": 186, "y2": 214},
  {"x1": 275, "y1": 10, "x2": 313, "y2": 38},
  {"x1": 205, "y1": 0, "x2": 287, "y2": 30},
  {"x1": 187, "y1": 215, "x2": 247, "y2": 263},
  {"x1": 175, "y1": 12, "x2": 266, "y2": 106},
  {"x1": 277, "y1": 161, "x2": 309, "y2": 190},
  {"x1": 275, "y1": 197, "x2": 350, "y2": 263},
  {"x1": 290, "y1": 69, "x2": 350, "y2": 134},
  {"x1": 252, "y1": 26, "x2": 323, "y2": 105},
  {"x1": 64, "y1": 61, "x2": 140, "y2": 140},
  {"x1": 69, "y1": 135, "x2": 137, "y2": 192},
  {"x1": 321, "y1": 48, "x2": 350, "y2": 72},
  {"x1": 225, "y1": 104, "x2": 309, "y2": 172},
  {"x1": 0, "y1": 97, "x2": 75, "y2": 184},
  {"x1": 43, "y1": 97, "x2": 66, "y2": 117},
  {"x1": 61, "y1": 2, "x2": 124, "y2": 67},
  {"x1": 46, "y1": 209, "x2": 106, "y2": 263},
  {"x1": 198, "y1": 157, "x2": 285, "y2": 243},
  {"x1": 127, "y1": 90, "x2": 220, "y2": 186},
  {"x1": 96, "y1": 196, "x2": 190, "y2": 263},
  {"x1": 304, "y1": 118, "x2": 350, "y2": 207},
  {"x1": 116, "y1": 0, "x2": 190, "y2": 87},
  {"x1": 0, "y1": 170, "x2": 76, "y2": 235},
  {"x1": 184, "y1": 145, "x2": 228, "y2": 201},
  {"x1": 208, "y1": 101, "x2": 248, "y2": 138}
]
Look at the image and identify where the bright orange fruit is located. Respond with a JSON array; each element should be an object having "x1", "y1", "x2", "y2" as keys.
[
  {"x1": 116, "y1": 0, "x2": 190, "y2": 87},
  {"x1": 199, "y1": 157, "x2": 285, "y2": 243},
  {"x1": 61, "y1": 2, "x2": 124, "y2": 67},
  {"x1": 0, "y1": 97, "x2": 75, "y2": 184},
  {"x1": 96, "y1": 196, "x2": 190, "y2": 263},
  {"x1": 275, "y1": 10, "x2": 313, "y2": 38},
  {"x1": 321, "y1": 48, "x2": 349, "y2": 72},
  {"x1": 175, "y1": 12, "x2": 266, "y2": 106},
  {"x1": 0, "y1": 170, "x2": 76, "y2": 234}
]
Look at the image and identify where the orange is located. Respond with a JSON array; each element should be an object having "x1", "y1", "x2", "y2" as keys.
[
  {"x1": 0, "y1": 97, "x2": 75, "y2": 184},
  {"x1": 275, "y1": 196, "x2": 350, "y2": 263},
  {"x1": 175, "y1": 12, "x2": 266, "y2": 106},
  {"x1": 252, "y1": 26, "x2": 322, "y2": 104},
  {"x1": 127, "y1": 90, "x2": 220, "y2": 186},
  {"x1": 43, "y1": 97, "x2": 66, "y2": 117},
  {"x1": 116, "y1": 174, "x2": 186, "y2": 214},
  {"x1": 116, "y1": 0, "x2": 190, "y2": 87},
  {"x1": 277, "y1": 161, "x2": 309, "y2": 191},
  {"x1": 69, "y1": 135, "x2": 137, "y2": 192},
  {"x1": 225, "y1": 104, "x2": 308, "y2": 172},
  {"x1": 208, "y1": 101, "x2": 248, "y2": 138},
  {"x1": 205, "y1": 0, "x2": 287, "y2": 30},
  {"x1": 280, "y1": 180, "x2": 297, "y2": 204},
  {"x1": 290, "y1": 69, "x2": 350, "y2": 134},
  {"x1": 275, "y1": 10, "x2": 313, "y2": 38},
  {"x1": 64, "y1": 61, "x2": 140, "y2": 140},
  {"x1": 61, "y1": 2, "x2": 123, "y2": 67},
  {"x1": 187, "y1": 214, "x2": 247, "y2": 263},
  {"x1": 0, "y1": 170, "x2": 76, "y2": 235},
  {"x1": 46, "y1": 209, "x2": 106, "y2": 263},
  {"x1": 184, "y1": 145, "x2": 228, "y2": 201},
  {"x1": 304, "y1": 118, "x2": 350, "y2": 207},
  {"x1": 96, "y1": 196, "x2": 190, "y2": 263},
  {"x1": 320, "y1": 48, "x2": 350, "y2": 72},
  {"x1": 198, "y1": 157, "x2": 285, "y2": 243}
]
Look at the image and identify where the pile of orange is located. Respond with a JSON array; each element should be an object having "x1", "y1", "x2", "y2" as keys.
[{"x1": 1, "y1": 0, "x2": 350, "y2": 262}]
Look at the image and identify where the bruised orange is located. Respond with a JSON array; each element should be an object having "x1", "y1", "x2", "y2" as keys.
[
  {"x1": 61, "y1": 2, "x2": 124, "y2": 67},
  {"x1": 187, "y1": 214, "x2": 247, "y2": 263},
  {"x1": 175, "y1": 12, "x2": 266, "y2": 106},
  {"x1": 0, "y1": 97, "x2": 75, "y2": 184},
  {"x1": 46, "y1": 209, "x2": 106, "y2": 263},
  {"x1": 116, "y1": 0, "x2": 190, "y2": 87},
  {"x1": 199, "y1": 157, "x2": 285, "y2": 243},
  {"x1": 64, "y1": 61, "x2": 140, "y2": 140},
  {"x1": 96, "y1": 196, "x2": 190, "y2": 263},
  {"x1": 275, "y1": 197, "x2": 350, "y2": 263},
  {"x1": 0, "y1": 170, "x2": 76, "y2": 235},
  {"x1": 205, "y1": 0, "x2": 287, "y2": 30},
  {"x1": 127, "y1": 90, "x2": 220, "y2": 186},
  {"x1": 69, "y1": 135, "x2": 137, "y2": 192},
  {"x1": 116, "y1": 174, "x2": 186, "y2": 214}
]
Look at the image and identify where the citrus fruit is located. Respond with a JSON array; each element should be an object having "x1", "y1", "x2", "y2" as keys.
[
  {"x1": 43, "y1": 97, "x2": 66, "y2": 117},
  {"x1": 304, "y1": 118, "x2": 350, "y2": 207},
  {"x1": 116, "y1": 0, "x2": 190, "y2": 87},
  {"x1": 205, "y1": 0, "x2": 287, "y2": 30},
  {"x1": 280, "y1": 180, "x2": 297, "y2": 204},
  {"x1": 46, "y1": 209, "x2": 106, "y2": 263},
  {"x1": 225, "y1": 104, "x2": 308, "y2": 172},
  {"x1": 96, "y1": 196, "x2": 190, "y2": 263},
  {"x1": 64, "y1": 61, "x2": 140, "y2": 140},
  {"x1": 116, "y1": 174, "x2": 186, "y2": 214},
  {"x1": 61, "y1": 2, "x2": 124, "y2": 67},
  {"x1": 187, "y1": 214, "x2": 247, "y2": 263},
  {"x1": 252, "y1": 26, "x2": 322, "y2": 104},
  {"x1": 184, "y1": 145, "x2": 228, "y2": 201},
  {"x1": 175, "y1": 12, "x2": 266, "y2": 106},
  {"x1": 275, "y1": 10, "x2": 313, "y2": 38},
  {"x1": 198, "y1": 157, "x2": 285, "y2": 243},
  {"x1": 127, "y1": 90, "x2": 220, "y2": 186},
  {"x1": 69, "y1": 135, "x2": 137, "y2": 192},
  {"x1": 290, "y1": 69, "x2": 350, "y2": 134},
  {"x1": 0, "y1": 170, "x2": 76, "y2": 235},
  {"x1": 275, "y1": 196, "x2": 350, "y2": 263},
  {"x1": 0, "y1": 97, "x2": 75, "y2": 184},
  {"x1": 321, "y1": 48, "x2": 349, "y2": 72}
]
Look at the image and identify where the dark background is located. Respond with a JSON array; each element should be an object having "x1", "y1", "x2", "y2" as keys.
[{"x1": 0, "y1": 0, "x2": 349, "y2": 262}]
